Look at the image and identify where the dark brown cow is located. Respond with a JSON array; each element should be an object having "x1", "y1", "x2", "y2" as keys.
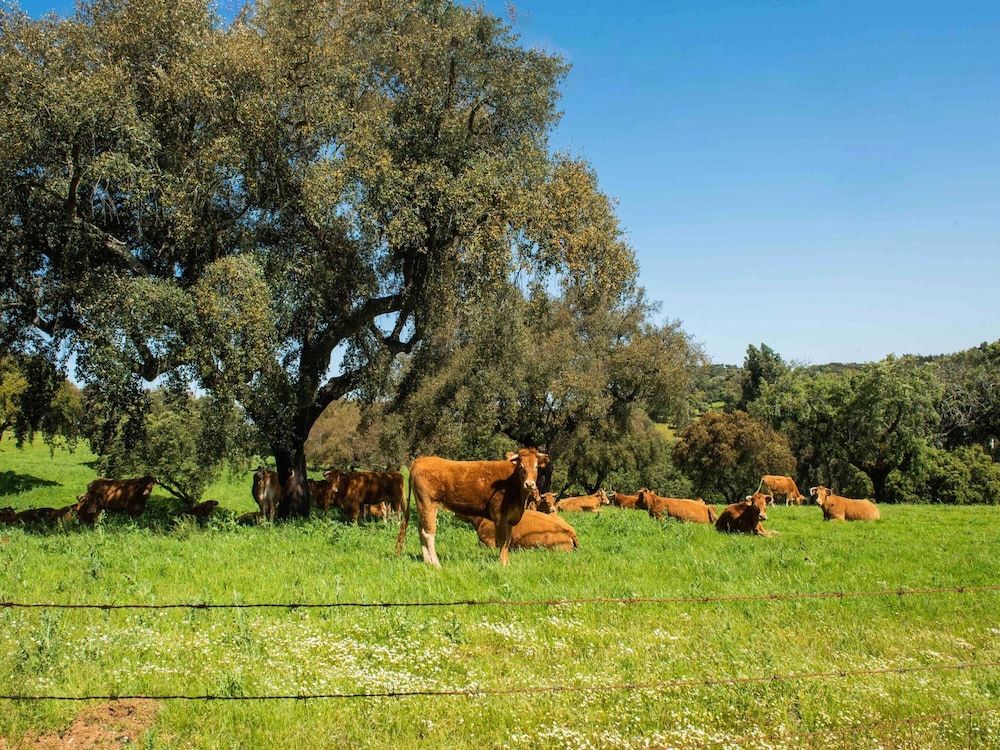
[
  {"x1": 810, "y1": 486, "x2": 880, "y2": 521},
  {"x1": 76, "y1": 476, "x2": 156, "y2": 525},
  {"x1": 396, "y1": 448, "x2": 549, "y2": 567},
  {"x1": 757, "y1": 475, "x2": 806, "y2": 506},
  {"x1": 4, "y1": 505, "x2": 76, "y2": 524},
  {"x1": 458, "y1": 510, "x2": 579, "y2": 551},
  {"x1": 183, "y1": 500, "x2": 219, "y2": 519},
  {"x1": 236, "y1": 511, "x2": 263, "y2": 525},
  {"x1": 252, "y1": 468, "x2": 281, "y2": 521},
  {"x1": 311, "y1": 476, "x2": 338, "y2": 512},
  {"x1": 0, "y1": 507, "x2": 16, "y2": 524},
  {"x1": 715, "y1": 492, "x2": 775, "y2": 536},
  {"x1": 610, "y1": 490, "x2": 643, "y2": 509},
  {"x1": 330, "y1": 471, "x2": 405, "y2": 522},
  {"x1": 638, "y1": 490, "x2": 717, "y2": 524},
  {"x1": 555, "y1": 489, "x2": 610, "y2": 513}
]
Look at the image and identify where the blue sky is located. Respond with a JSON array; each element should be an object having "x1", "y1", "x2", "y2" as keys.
[{"x1": 18, "y1": 1, "x2": 1000, "y2": 364}]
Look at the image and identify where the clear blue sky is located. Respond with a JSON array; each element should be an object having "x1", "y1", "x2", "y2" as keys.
[{"x1": 19, "y1": 1, "x2": 1000, "y2": 364}]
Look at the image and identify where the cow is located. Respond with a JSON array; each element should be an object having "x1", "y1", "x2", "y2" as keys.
[
  {"x1": 810, "y1": 486, "x2": 880, "y2": 521},
  {"x1": 76, "y1": 476, "x2": 156, "y2": 525},
  {"x1": 610, "y1": 490, "x2": 643, "y2": 509},
  {"x1": 252, "y1": 468, "x2": 281, "y2": 521},
  {"x1": 637, "y1": 490, "x2": 717, "y2": 524},
  {"x1": 715, "y1": 492, "x2": 776, "y2": 536},
  {"x1": 183, "y1": 500, "x2": 219, "y2": 519},
  {"x1": 236, "y1": 511, "x2": 263, "y2": 525},
  {"x1": 396, "y1": 447, "x2": 549, "y2": 567},
  {"x1": 458, "y1": 510, "x2": 579, "y2": 552},
  {"x1": 307, "y1": 478, "x2": 337, "y2": 511},
  {"x1": 2, "y1": 505, "x2": 76, "y2": 525},
  {"x1": 555, "y1": 489, "x2": 610, "y2": 513},
  {"x1": 330, "y1": 471, "x2": 405, "y2": 522},
  {"x1": 529, "y1": 491, "x2": 558, "y2": 514},
  {"x1": 757, "y1": 475, "x2": 806, "y2": 506},
  {"x1": 0, "y1": 507, "x2": 16, "y2": 524}
]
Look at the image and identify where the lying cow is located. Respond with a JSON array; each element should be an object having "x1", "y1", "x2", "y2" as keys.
[
  {"x1": 555, "y1": 489, "x2": 610, "y2": 513},
  {"x1": 252, "y1": 468, "x2": 281, "y2": 521},
  {"x1": 715, "y1": 492, "x2": 776, "y2": 536},
  {"x1": 0, "y1": 505, "x2": 76, "y2": 525},
  {"x1": 810, "y1": 486, "x2": 880, "y2": 521},
  {"x1": 757, "y1": 475, "x2": 806, "y2": 506},
  {"x1": 458, "y1": 510, "x2": 579, "y2": 552},
  {"x1": 637, "y1": 490, "x2": 717, "y2": 524},
  {"x1": 396, "y1": 447, "x2": 549, "y2": 567},
  {"x1": 76, "y1": 476, "x2": 156, "y2": 525},
  {"x1": 529, "y1": 492, "x2": 559, "y2": 514},
  {"x1": 610, "y1": 490, "x2": 643, "y2": 509},
  {"x1": 182, "y1": 500, "x2": 219, "y2": 519},
  {"x1": 328, "y1": 470, "x2": 404, "y2": 522}
]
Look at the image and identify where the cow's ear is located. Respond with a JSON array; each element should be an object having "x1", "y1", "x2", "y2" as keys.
[
  {"x1": 507, "y1": 452, "x2": 519, "y2": 464},
  {"x1": 537, "y1": 452, "x2": 550, "y2": 467}
]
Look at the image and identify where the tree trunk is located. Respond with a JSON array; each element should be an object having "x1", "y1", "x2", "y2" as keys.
[
  {"x1": 275, "y1": 443, "x2": 311, "y2": 519},
  {"x1": 868, "y1": 467, "x2": 890, "y2": 504}
]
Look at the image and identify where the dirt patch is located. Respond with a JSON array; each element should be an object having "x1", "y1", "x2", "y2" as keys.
[{"x1": 6, "y1": 700, "x2": 159, "y2": 749}]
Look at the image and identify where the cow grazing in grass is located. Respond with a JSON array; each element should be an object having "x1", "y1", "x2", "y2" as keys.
[
  {"x1": 555, "y1": 489, "x2": 610, "y2": 513},
  {"x1": 252, "y1": 468, "x2": 281, "y2": 521},
  {"x1": 715, "y1": 492, "x2": 775, "y2": 536},
  {"x1": 638, "y1": 490, "x2": 717, "y2": 524},
  {"x1": 810, "y1": 486, "x2": 880, "y2": 521},
  {"x1": 458, "y1": 510, "x2": 579, "y2": 552},
  {"x1": 610, "y1": 490, "x2": 643, "y2": 509},
  {"x1": 757, "y1": 475, "x2": 806, "y2": 506},
  {"x1": 396, "y1": 448, "x2": 549, "y2": 567},
  {"x1": 76, "y1": 476, "x2": 156, "y2": 525},
  {"x1": 329, "y1": 471, "x2": 404, "y2": 522}
]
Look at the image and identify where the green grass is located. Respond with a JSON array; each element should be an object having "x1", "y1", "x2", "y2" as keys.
[{"x1": 1, "y1": 437, "x2": 1000, "y2": 748}]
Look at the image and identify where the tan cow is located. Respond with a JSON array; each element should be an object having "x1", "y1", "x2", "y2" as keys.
[
  {"x1": 528, "y1": 491, "x2": 558, "y2": 514},
  {"x1": 715, "y1": 492, "x2": 776, "y2": 536},
  {"x1": 396, "y1": 448, "x2": 549, "y2": 567},
  {"x1": 637, "y1": 490, "x2": 717, "y2": 524},
  {"x1": 757, "y1": 475, "x2": 806, "y2": 506},
  {"x1": 458, "y1": 510, "x2": 579, "y2": 552},
  {"x1": 610, "y1": 490, "x2": 643, "y2": 509},
  {"x1": 76, "y1": 476, "x2": 156, "y2": 525},
  {"x1": 810, "y1": 486, "x2": 880, "y2": 521},
  {"x1": 252, "y1": 468, "x2": 281, "y2": 521},
  {"x1": 555, "y1": 489, "x2": 610, "y2": 513}
]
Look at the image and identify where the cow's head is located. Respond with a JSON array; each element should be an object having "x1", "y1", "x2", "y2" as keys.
[
  {"x1": 506, "y1": 448, "x2": 550, "y2": 499},
  {"x1": 809, "y1": 486, "x2": 830, "y2": 505},
  {"x1": 0, "y1": 507, "x2": 16, "y2": 524},
  {"x1": 535, "y1": 492, "x2": 558, "y2": 514},
  {"x1": 141, "y1": 476, "x2": 156, "y2": 496},
  {"x1": 745, "y1": 492, "x2": 769, "y2": 521},
  {"x1": 635, "y1": 488, "x2": 650, "y2": 510},
  {"x1": 324, "y1": 470, "x2": 344, "y2": 495},
  {"x1": 597, "y1": 489, "x2": 611, "y2": 505}
]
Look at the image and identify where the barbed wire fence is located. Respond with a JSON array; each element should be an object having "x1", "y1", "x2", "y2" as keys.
[{"x1": 2, "y1": 583, "x2": 999, "y2": 747}]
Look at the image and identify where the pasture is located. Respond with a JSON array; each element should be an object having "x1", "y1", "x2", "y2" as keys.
[{"x1": 1, "y1": 437, "x2": 999, "y2": 749}]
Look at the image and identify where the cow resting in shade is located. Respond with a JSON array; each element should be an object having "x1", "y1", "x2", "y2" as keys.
[
  {"x1": 326, "y1": 470, "x2": 404, "y2": 522},
  {"x1": 76, "y1": 476, "x2": 156, "y2": 525},
  {"x1": 810, "y1": 486, "x2": 880, "y2": 521},
  {"x1": 252, "y1": 468, "x2": 281, "y2": 521},
  {"x1": 396, "y1": 448, "x2": 549, "y2": 567}
]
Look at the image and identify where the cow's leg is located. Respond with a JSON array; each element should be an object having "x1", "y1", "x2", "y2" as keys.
[
  {"x1": 495, "y1": 516, "x2": 513, "y2": 566},
  {"x1": 418, "y1": 503, "x2": 440, "y2": 567}
]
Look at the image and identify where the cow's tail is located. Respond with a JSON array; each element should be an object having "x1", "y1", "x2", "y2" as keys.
[
  {"x1": 707, "y1": 505, "x2": 718, "y2": 524},
  {"x1": 394, "y1": 469, "x2": 413, "y2": 555}
]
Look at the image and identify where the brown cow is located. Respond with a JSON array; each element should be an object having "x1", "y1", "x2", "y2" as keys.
[
  {"x1": 638, "y1": 490, "x2": 717, "y2": 524},
  {"x1": 252, "y1": 468, "x2": 281, "y2": 521},
  {"x1": 236, "y1": 510, "x2": 263, "y2": 525},
  {"x1": 757, "y1": 475, "x2": 806, "y2": 506},
  {"x1": 529, "y1": 491, "x2": 559, "y2": 514},
  {"x1": 183, "y1": 500, "x2": 219, "y2": 519},
  {"x1": 458, "y1": 510, "x2": 579, "y2": 551},
  {"x1": 610, "y1": 490, "x2": 643, "y2": 509},
  {"x1": 396, "y1": 448, "x2": 549, "y2": 567},
  {"x1": 715, "y1": 492, "x2": 775, "y2": 536},
  {"x1": 76, "y1": 476, "x2": 156, "y2": 525},
  {"x1": 0, "y1": 507, "x2": 17, "y2": 524},
  {"x1": 330, "y1": 471, "x2": 405, "y2": 522},
  {"x1": 5, "y1": 505, "x2": 76, "y2": 524},
  {"x1": 555, "y1": 489, "x2": 610, "y2": 513},
  {"x1": 810, "y1": 486, "x2": 880, "y2": 521},
  {"x1": 312, "y1": 475, "x2": 339, "y2": 512}
]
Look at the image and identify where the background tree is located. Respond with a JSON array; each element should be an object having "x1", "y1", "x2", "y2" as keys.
[
  {"x1": 0, "y1": 0, "x2": 637, "y2": 516},
  {"x1": 673, "y1": 410, "x2": 796, "y2": 502},
  {"x1": 886, "y1": 444, "x2": 1000, "y2": 505},
  {"x1": 738, "y1": 343, "x2": 787, "y2": 409},
  {"x1": 932, "y1": 341, "x2": 1000, "y2": 457}
]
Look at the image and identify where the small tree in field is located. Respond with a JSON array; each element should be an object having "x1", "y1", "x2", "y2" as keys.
[{"x1": 673, "y1": 411, "x2": 796, "y2": 502}]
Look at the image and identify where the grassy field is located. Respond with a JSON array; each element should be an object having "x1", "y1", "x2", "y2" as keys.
[{"x1": 1, "y1": 437, "x2": 1000, "y2": 749}]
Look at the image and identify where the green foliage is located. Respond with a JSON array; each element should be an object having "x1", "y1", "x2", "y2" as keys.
[
  {"x1": 887, "y1": 443, "x2": 1000, "y2": 505},
  {"x1": 673, "y1": 410, "x2": 796, "y2": 502},
  {"x1": 738, "y1": 343, "x2": 787, "y2": 409},
  {"x1": 932, "y1": 340, "x2": 1000, "y2": 457},
  {"x1": 0, "y1": 354, "x2": 82, "y2": 450}
]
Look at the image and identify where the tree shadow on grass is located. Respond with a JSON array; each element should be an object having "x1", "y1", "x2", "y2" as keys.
[{"x1": 0, "y1": 470, "x2": 60, "y2": 497}]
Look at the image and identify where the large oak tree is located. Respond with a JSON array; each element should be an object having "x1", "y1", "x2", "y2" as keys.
[{"x1": 0, "y1": 0, "x2": 636, "y2": 516}]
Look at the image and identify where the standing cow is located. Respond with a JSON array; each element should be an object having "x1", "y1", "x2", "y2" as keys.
[
  {"x1": 396, "y1": 448, "x2": 549, "y2": 567},
  {"x1": 76, "y1": 476, "x2": 156, "y2": 525},
  {"x1": 756, "y1": 475, "x2": 806, "y2": 506},
  {"x1": 252, "y1": 468, "x2": 281, "y2": 521}
]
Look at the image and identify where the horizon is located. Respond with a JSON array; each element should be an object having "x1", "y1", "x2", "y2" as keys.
[{"x1": 15, "y1": 0, "x2": 1000, "y2": 366}]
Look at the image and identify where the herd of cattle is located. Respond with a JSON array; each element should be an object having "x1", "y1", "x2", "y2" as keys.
[{"x1": 0, "y1": 451, "x2": 881, "y2": 567}]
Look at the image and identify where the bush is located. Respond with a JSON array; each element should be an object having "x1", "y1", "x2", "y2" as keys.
[{"x1": 887, "y1": 444, "x2": 1000, "y2": 504}]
